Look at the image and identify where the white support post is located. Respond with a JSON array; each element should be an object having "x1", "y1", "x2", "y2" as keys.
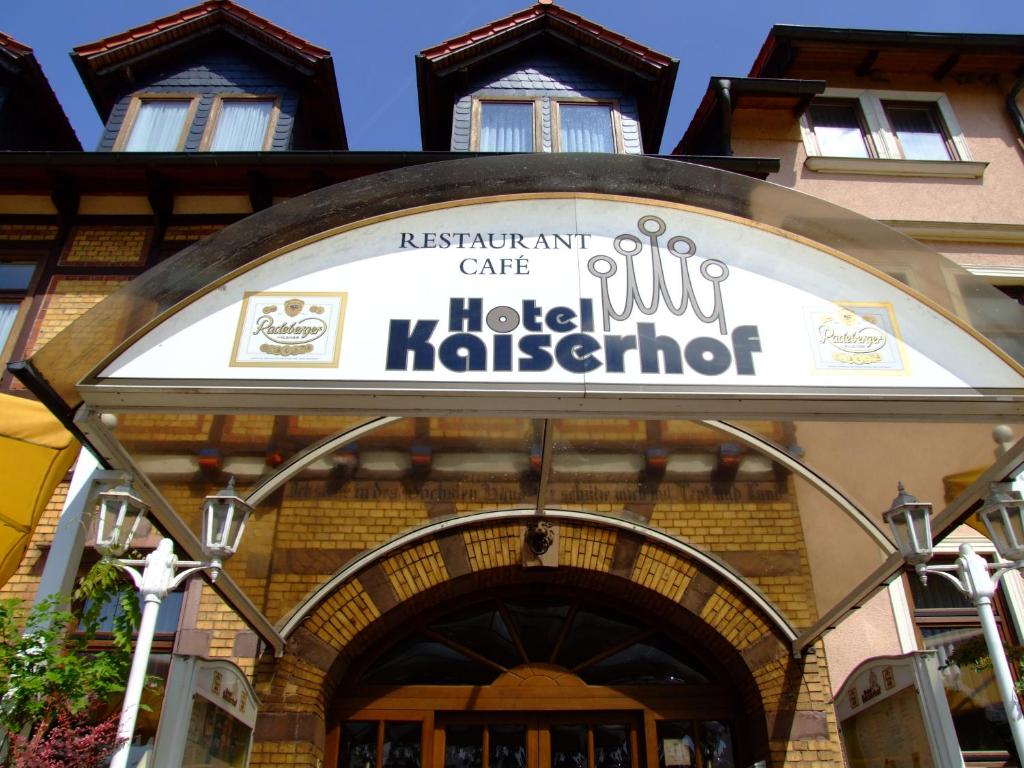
[
  {"x1": 959, "y1": 544, "x2": 1024, "y2": 762},
  {"x1": 109, "y1": 591, "x2": 162, "y2": 768}
]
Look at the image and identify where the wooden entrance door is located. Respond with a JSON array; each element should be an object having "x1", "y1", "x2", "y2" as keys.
[{"x1": 436, "y1": 715, "x2": 642, "y2": 768}]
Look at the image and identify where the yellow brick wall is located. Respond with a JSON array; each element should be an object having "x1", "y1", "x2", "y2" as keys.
[
  {"x1": 0, "y1": 224, "x2": 58, "y2": 241},
  {"x1": 60, "y1": 225, "x2": 148, "y2": 266},
  {"x1": 247, "y1": 518, "x2": 844, "y2": 768},
  {"x1": 0, "y1": 480, "x2": 69, "y2": 603},
  {"x1": 25, "y1": 275, "x2": 129, "y2": 356},
  {"x1": 163, "y1": 224, "x2": 226, "y2": 241}
]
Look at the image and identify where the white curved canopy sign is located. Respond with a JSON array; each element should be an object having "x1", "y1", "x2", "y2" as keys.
[{"x1": 95, "y1": 195, "x2": 1024, "y2": 416}]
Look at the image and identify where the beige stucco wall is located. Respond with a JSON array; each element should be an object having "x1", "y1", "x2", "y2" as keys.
[
  {"x1": 731, "y1": 74, "x2": 1024, "y2": 226},
  {"x1": 796, "y1": 421, "x2": 999, "y2": 618},
  {"x1": 822, "y1": 586, "x2": 903, "y2": 692}
]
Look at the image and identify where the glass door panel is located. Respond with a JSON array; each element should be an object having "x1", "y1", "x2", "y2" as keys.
[
  {"x1": 490, "y1": 724, "x2": 528, "y2": 768},
  {"x1": 594, "y1": 725, "x2": 632, "y2": 768},
  {"x1": 438, "y1": 717, "x2": 642, "y2": 768},
  {"x1": 550, "y1": 725, "x2": 588, "y2": 768},
  {"x1": 444, "y1": 725, "x2": 484, "y2": 768}
]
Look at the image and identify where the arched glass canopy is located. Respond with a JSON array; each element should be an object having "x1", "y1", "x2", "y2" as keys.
[{"x1": 19, "y1": 155, "x2": 1024, "y2": 657}]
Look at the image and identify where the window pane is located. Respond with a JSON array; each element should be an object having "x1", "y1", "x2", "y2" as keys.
[
  {"x1": 550, "y1": 725, "x2": 588, "y2": 768},
  {"x1": 595, "y1": 725, "x2": 632, "y2": 768},
  {"x1": 444, "y1": 725, "x2": 483, "y2": 768},
  {"x1": 210, "y1": 100, "x2": 274, "y2": 151},
  {"x1": 479, "y1": 103, "x2": 533, "y2": 152},
  {"x1": 124, "y1": 101, "x2": 190, "y2": 151},
  {"x1": 809, "y1": 102, "x2": 869, "y2": 158},
  {"x1": 698, "y1": 722, "x2": 735, "y2": 768},
  {"x1": 431, "y1": 603, "x2": 521, "y2": 668},
  {"x1": 80, "y1": 589, "x2": 184, "y2": 634},
  {"x1": 579, "y1": 634, "x2": 710, "y2": 685},
  {"x1": 360, "y1": 635, "x2": 499, "y2": 684},
  {"x1": 920, "y1": 626, "x2": 1013, "y2": 752},
  {"x1": 0, "y1": 303, "x2": 18, "y2": 356},
  {"x1": 383, "y1": 722, "x2": 421, "y2": 768},
  {"x1": 503, "y1": 598, "x2": 570, "y2": 662},
  {"x1": 886, "y1": 104, "x2": 951, "y2": 160},
  {"x1": 489, "y1": 725, "x2": 527, "y2": 768},
  {"x1": 556, "y1": 605, "x2": 643, "y2": 668},
  {"x1": 342, "y1": 722, "x2": 377, "y2": 768},
  {"x1": 0, "y1": 262, "x2": 34, "y2": 291},
  {"x1": 656, "y1": 721, "x2": 696, "y2": 768},
  {"x1": 559, "y1": 103, "x2": 615, "y2": 153}
]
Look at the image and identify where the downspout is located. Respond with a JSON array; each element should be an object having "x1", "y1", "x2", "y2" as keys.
[
  {"x1": 1009, "y1": 72, "x2": 1024, "y2": 141},
  {"x1": 714, "y1": 78, "x2": 734, "y2": 156}
]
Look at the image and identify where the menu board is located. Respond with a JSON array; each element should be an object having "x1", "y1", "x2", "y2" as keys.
[
  {"x1": 152, "y1": 656, "x2": 260, "y2": 768},
  {"x1": 842, "y1": 688, "x2": 933, "y2": 768},
  {"x1": 835, "y1": 652, "x2": 963, "y2": 768}
]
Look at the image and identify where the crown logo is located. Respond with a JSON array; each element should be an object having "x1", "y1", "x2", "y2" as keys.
[{"x1": 587, "y1": 215, "x2": 729, "y2": 334}]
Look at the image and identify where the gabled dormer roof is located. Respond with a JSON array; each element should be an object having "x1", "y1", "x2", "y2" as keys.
[
  {"x1": 416, "y1": 1, "x2": 678, "y2": 152},
  {"x1": 71, "y1": 0, "x2": 346, "y2": 149},
  {"x1": 0, "y1": 32, "x2": 81, "y2": 150}
]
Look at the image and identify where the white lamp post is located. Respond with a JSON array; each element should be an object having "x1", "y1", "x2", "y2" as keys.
[
  {"x1": 95, "y1": 476, "x2": 253, "y2": 768},
  {"x1": 885, "y1": 481, "x2": 1024, "y2": 761}
]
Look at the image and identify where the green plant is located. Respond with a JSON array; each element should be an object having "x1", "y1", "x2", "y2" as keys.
[
  {"x1": 948, "y1": 634, "x2": 1024, "y2": 692},
  {"x1": 0, "y1": 559, "x2": 139, "y2": 745}
]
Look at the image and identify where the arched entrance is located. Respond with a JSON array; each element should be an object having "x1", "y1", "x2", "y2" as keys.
[{"x1": 330, "y1": 585, "x2": 755, "y2": 768}]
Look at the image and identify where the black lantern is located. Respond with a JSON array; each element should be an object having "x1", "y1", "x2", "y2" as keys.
[
  {"x1": 95, "y1": 477, "x2": 149, "y2": 557},
  {"x1": 882, "y1": 482, "x2": 934, "y2": 582},
  {"x1": 977, "y1": 482, "x2": 1024, "y2": 563},
  {"x1": 200, "y1": 477, "x2": 253, "y2": 580}
]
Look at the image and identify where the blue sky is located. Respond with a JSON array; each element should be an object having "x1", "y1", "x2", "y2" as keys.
[{"x1": 5, "y1": 0, "x2": 1024, "y2": 153}]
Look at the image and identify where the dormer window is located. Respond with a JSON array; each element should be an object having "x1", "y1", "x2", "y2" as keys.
[
  {"x1": 204, "y1": 97, "x2": 279, "y2": 151},
  {"x1": 117, "y1": 96, "x2": 195, "y2": 151},
  {"x1": 554, "y1": 101, "x2": 619, "y2": 153},
  {"x1": 475, "y1": 100, "x2": 536, "y2": 152}
]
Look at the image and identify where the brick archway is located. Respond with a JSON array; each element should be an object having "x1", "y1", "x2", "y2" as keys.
[{"x1": 251, "y1": 516, "x2": 841, "y2": 768}]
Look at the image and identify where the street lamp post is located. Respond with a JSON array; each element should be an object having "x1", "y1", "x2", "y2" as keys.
[
  {"x1": 884, "y1": 481, "x2": 1024, "y2": 761},
  {"x1": 94, "y1": 477, "x2": 252, "y2": 768}
]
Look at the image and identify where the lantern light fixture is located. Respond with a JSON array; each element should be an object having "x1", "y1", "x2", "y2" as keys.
[
  {"x1": 94, "y1": 473, "x2": 253, "y2": 768},
  {"x1": 95, "y1": 476, "x2": 149, "y2": 558},
  {"x1": 977, "y1": 481, "x2": 1024, "y2": 563},
  {"x1": 882, "y1": 482, "x2": 934, "y2": 582},
  {"x1": 200, "y1": 476, "x2": 253, "y2": 580}
]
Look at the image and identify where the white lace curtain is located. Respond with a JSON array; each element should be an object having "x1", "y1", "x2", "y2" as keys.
[
  {"x1": 210, "y1": 100, "x2": 275, "y2": 151},
  {"x1": 479, "y1": 103, "x2": 534, "y2": 152},
  {"x1": 0, "y1": 303, "x2": 18, "y2": 353},
  {"x1": 124, "y1": 100, "x2": 190, "y2": 151},
  {"x1": 559, "y1": 103, "x2": 614, "y2": 153}
]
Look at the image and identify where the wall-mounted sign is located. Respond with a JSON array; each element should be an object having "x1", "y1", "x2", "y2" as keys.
[
  {"x1": 231, "y1": 291, "x2": 347, "y2": 367},
  {"x1": 835, "y1": 652, "x2": 964, "y2": 768},
  {"x1": 97, "y1": 196, "x2": 1024, "y2": 409}
]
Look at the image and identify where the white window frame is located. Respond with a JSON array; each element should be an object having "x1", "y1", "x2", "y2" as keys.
[
  {"x1": 199, "y1": 95, "x2": 281, "y2": 152},
  {"x1": 113, "y1": 94, "x2": 198, "y2": 152},
  {"x1": 800, "y1": 89, "x2": 987, "y2": 178}
]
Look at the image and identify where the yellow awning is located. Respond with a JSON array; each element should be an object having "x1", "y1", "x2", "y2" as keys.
[
  {"x1": 943, "y1": 467, "x2": 989, "y2": 537},
  {"x1": 0, "y1": 393, "x2": 79, "y2": 589}
]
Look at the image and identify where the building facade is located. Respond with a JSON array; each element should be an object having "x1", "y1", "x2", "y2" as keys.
[{"x1": 2, "y1": 5, "x2": 1024, "y2": 768}]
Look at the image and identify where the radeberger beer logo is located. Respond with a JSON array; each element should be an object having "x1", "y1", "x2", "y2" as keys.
[
  {"x1": 386, "y1": 215, "x2": 762, "y2": 377},
  {"x1": 806, "y1": 303, "x2": 906, "y2": 372},
  {"x1": 232, "y1": 291, "x2": 346, "y2": 367}
]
